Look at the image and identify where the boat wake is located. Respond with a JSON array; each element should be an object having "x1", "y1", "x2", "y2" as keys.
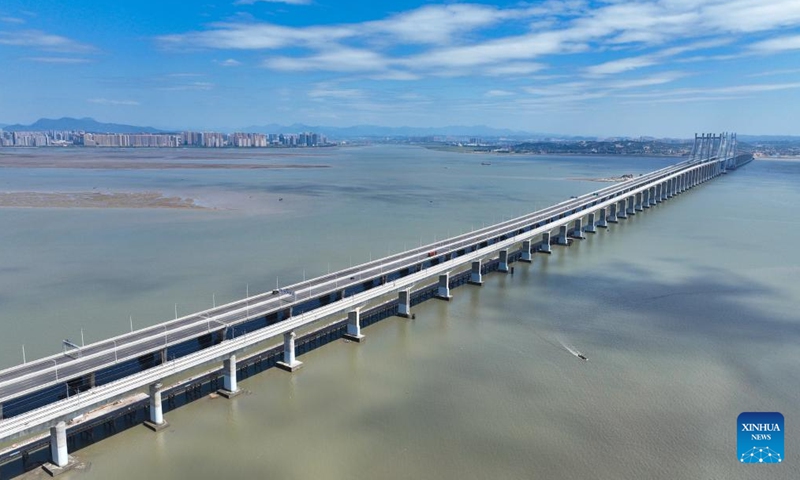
[{"x1": 557, "y1": 336, "x2": 588, "y2": 361}]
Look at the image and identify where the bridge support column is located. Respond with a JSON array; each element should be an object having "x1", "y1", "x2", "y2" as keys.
[
  {"x1": 651, "y1": 186, "x2": 659, "y2": 205},
  {"x1": 218, "y1": 354, "x2": 240, "y2": 398},
  {"x1": 617, "y1": 200, "x2": 628, "y2": 219},
  {"x1": 144, "y1": 382, "x2": 169, "y2": 431},
  {"x1": 635, "y1": 192, "x2": 644, "y2": 211},
  {"x1": 520, "y1": 240, "x2": 533, "y2": 262},
  {"x1": 596, "y1": 208, "x2": 608, "y2": 228},
  {"x1": 570, "y1": 218, "x2": 585, "y2": 239},
  {"x1": 608, "y1": 203, "x2": 618, "y2": 223},
  {"x1": 277, "y1": 331, "x2": 303, "y2": 372},
  {"x1": 498, "y1": 249, "x2": 510, "y2": 272},
  {"x1": 660, "y1": 182, "x2": 667, "y2": 201},
  {"x1": 627, "y1": 196, "x2": 636, "y2": 215},
  {"x1": 557, "y1": 225, "x2": 569, "y2": 245},
  {"x1": 539, "y1": 232, "x2": 552, "y2": 253},
  {"x1": 344, "y1": 309, "x2": 364, "y2": 342},
  {"x1": 667, "y1": 179, "x2": 674, "y2": 198},
  {"x1": 468, "y1": 260, "x2": 483, "y2": 285},
  {"x1": 398, "y1": 289, "x2": 413, "y2": 318},
  {"x1": 585, "y1": 213, "x2": 596, "y2": 233},
  {"x1": 436, "y1": 273, "x2": 452, "y2": 300},
  {"x1": 642, "y1": 190, "x2": 650, "y2": 209},
  {"x1": 42, "y1": 421, "x2": 75, "y2": 475}
]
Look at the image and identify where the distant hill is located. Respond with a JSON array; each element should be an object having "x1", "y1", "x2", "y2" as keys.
[
  {"x1": 4, "y1": 117, "x2": 165, "y2": 134},
  {"x1": 239, "y1": 123, "x2": 558, "y2": 139},
  {"x1": 739, "y1": 135, "x2": 800, "y2": 143}
]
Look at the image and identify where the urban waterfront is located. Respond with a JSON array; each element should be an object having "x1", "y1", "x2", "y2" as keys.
[{"x1": 1, "y1": 145, "x2": 798, "y2": 479}]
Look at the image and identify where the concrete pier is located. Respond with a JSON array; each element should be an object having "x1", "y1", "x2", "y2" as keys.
[
  {"x1": 617, "y1": 200, "x2": 628, "y2": 219},
  {"x1": 539, "y1": 232, "x2": 552, "y2": 253},
  {"x1": 468, "y1": 260, "x2": 483, "y2": 285},
  {"x1": 41, "y1": 421, "x2": 76, "y2": 476},
  {"x1": 343, "y1": 309, "x2": 364, "y2": 343},
  {"x1": 436, "y1": 273, "x2": 452, "y2": 300},
  {"x1": 520, "y1": 240, "x2": 533, "y2": 262},
  {"x1": 570, "y1": 218, "x2": 585, "y2": 239},
  {"x1": 397, "y1": 289, "x2": 412, "y2": 318},
  {"x1": 498, "y1": 249, "x2": 510, "y2": 273},
  {"x1": 635, "y1": 192, "x2": 644, "y2": 212},
  {"x1": 585, "y1": 213, "x2": 597, "y2": 233},
  {"x1": 218, "y1": 354, "x2": 241, "y2": 398},
  {"x1": 596, "y1": 208, "x2": 608, "y2": 228},
  {"x1": 626, "y1": 196, "x2": 636, "y2": 215},
  {"x1": 642, "y1": 189, "x2": 650, "y2": 209},
  {"x1": 557, "y1": 225, "x2": 569, "y2": 245},
  {"x1": 608, "y1": 203, "x2": 618, "y2": 223},
  {"x1": 276, "y1": 331, "x2": 303, "y2": 372},
  {"x1": 144, "y1": 382, "x2": 169, "y2": 431}
]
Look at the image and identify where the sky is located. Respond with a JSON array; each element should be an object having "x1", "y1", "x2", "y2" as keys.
[{"x1": 1, "y1": 0, "x2": 800, "y2": 137}]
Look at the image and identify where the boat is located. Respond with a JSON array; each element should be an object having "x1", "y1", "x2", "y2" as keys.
[{"x1": 577, "y1": 353, "x2": 588, "y2": 361}]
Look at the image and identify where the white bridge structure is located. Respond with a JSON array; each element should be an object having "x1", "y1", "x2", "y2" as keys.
[{"x1": 0, "y1": 133, "x2": 752, "y2": 473}]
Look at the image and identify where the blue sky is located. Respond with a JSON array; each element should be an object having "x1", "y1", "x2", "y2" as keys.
[{"x1": 1, "y1": 0, "x2": 800, "y2": 136}]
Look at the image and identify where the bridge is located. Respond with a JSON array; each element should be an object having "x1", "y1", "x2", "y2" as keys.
[{"x1": 0, "y1": 133, "x2": 751, "y2": 474}]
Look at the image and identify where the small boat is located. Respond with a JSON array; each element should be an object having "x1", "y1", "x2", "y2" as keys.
[
  {"x1": 577, "y1": 353, "x2": 588, "y2": 361},
  {"x1": 481, "y1": 162, "x2": 492, "y2": 166}
]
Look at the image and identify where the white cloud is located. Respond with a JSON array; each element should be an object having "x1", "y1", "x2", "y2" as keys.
[
  {"x1": 0, "y1": 29, "x2": 95, "y2": 52},
  {"x1": 25, "y1": 56, "x2": 91, "y2": 64},
  {"x1": 264, "y1": 47, "x2": 387, "y2": 72},
  {"x1": 88, "y1": 98, "x2": 140, "y2": 106},
  {"x1": 159, "y1": 81, "x2": 215, "y2": 91},
  {"x1": 218, "y1": 58, "x2": 241, "y2": 67},
  {"x1": 308, "y1": 88, "x2": 364, "y2": 99},
  {"x1": 749, "y1": 34, "x2": 800, "y2": 53},
  {"x1": 1, "y1": 16, "x2": 25, "y2": 24},
  {"x1": 485, "y1": 90, "x2": 515, "y2": 97}
]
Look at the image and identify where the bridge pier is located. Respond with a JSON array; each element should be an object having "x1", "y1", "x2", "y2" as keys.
[
  {"x1": 498, "y1": 249, "x2": 510, "y2": 273},
  {"x1": 627, "y1": 196, "x2": 636, "y2": 215},
  {"x1": 617, "y1": 200, "x2": 628, "y2": 219},
  {"x1": 642, "y1": 189, "x2": 650, "y2": 209},
  {"x1": 649, "y1": 187, "x2": 657, "y2": 206},
  {"x1": 660, "y1": 182, "x2": 667, "y2": 201},
  {"x1": 570, "y1": 218, "x2": 585, "y2": 239},
  {"x1": 520, "y1": 240, "x2": 533, "y2": 262},
  {"x1": 468, "y1": 260, "x2": 483, "y2": 285},
  {"x1": 398, "y1": 289, "x2": 413, "y2": 318},
  {"x1": 539, "y1": 232, "x2": 552, "y2": 253},
  {"x1": 635, "y1": 192, "x2": 644, "y2": 211},
  {"x1": 344, "y1": 308, "x2": 364, "y2": 342},
  {"x1": 42, "y1": 421, "x2": 76, "y2": 476},
  {"x1": 218, "y1": 354, "x2": 241, "y2": 398},
  {"x1": 557, "y1": 225, "x2": 570, "y2": 245},
  {"x1": 436, "y1": 273, "x2": 453, "y2": 300},
  {"x1": 277, "y1": 331, "x2": 303, "y2": 372},
  {"x1": 668, "y1": 179, "x2": 675, "y2": 198},
  {"x1": 607, "y1": 203, "x2": 618, "y2": 223},
  {"x1": 596, "y1": 208, "x2": 608, "y2": 228},
  {"x1": 144, "y1": 382, "x2": 169, "y2": 431},
  {"x1": 585, "y1": 213, "x2": 597, "y2": 233}
]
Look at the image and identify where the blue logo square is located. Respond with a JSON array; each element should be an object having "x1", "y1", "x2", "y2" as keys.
[{"x1": 738, "y1": 412, "x2": 784, "y2": 464}]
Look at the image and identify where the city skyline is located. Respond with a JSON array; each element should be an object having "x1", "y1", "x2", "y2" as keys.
[{"x1": 1, "y1": 1, "x2": 800, "y2": 137}]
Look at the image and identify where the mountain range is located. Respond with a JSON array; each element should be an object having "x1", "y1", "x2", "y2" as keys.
[{"x1": 2, "y1": 117, "x2": 164, "y2": 134}]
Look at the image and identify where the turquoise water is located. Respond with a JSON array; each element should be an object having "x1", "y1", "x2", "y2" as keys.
[{"x1": 0, "y1": 147, "x2": 797, "y2": 479}]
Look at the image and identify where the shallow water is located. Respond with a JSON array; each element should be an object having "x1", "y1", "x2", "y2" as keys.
[{"x1": 1, "y1": 146, "x2": 797, "y2": 479}]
